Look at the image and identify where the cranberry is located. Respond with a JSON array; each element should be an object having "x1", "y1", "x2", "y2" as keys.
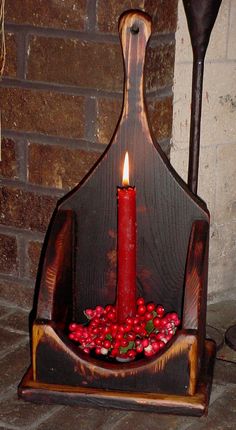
[
  {"x1": 116, "y1": 332, "x2": 124, "y2": 340},
  {"x1": 152, "y1": 342, "x2": 160, "y2": 352},
  {"x1": 134, "y1": 325, "x2": 142, "y2": 333},
  {"x1": 123, "y1": 323, "x2": 132, "y2": 333},
  {"x1": 85, "y1": 309, "x2": 93, "y2": 317},
  {"x1": 136, "y1": 344, "x2": 144, "y2": 353},
  {"x1": 103, "y1": 340, "x2": 111, "y2": 349},
  {"x1": 137, "y1": 297, "x2": 145, "y2": 305},
  {"x1": 156, "y1": 305, "x2": 165, "y2": 316},
  {"x1": 104, "y1": 305, "x2": 112, "y2": 313},
  {"x1": 69, "y1": 333, "x2": 76, "y2": 340},
  {"x1": 127, "y1": 350, "x2": 136, "y2": 359},
  {"x1": 110, "y1": 348, "x2": 119, "y2": 357},
  {"x1": 145, "y1": 312, "x2": 153, "y2": 321},
  {"x1": 142, "y1": 339, "x2": 149, "y2": 348},
  {"x1": 153, "y1": 317, "x2": 161, "y2": 328},
  {"x1": 107, "y1": 311, "x2": 116, "y2": 321},
  {"x1": 137, "y1": 305, "x2": 146, "y2": 315},
  {"x1": 95, "y1": 305, "x2": 104, "y2": 315},
  {"x1": 126, "y1": 332, "x2": 135, "y2": 341},
  {"x1": 121, "y1": 339, "x2": 129, "y2": 347},
  {"x1": 146, "y1": 303, "x2": 155, "y2": 312}
]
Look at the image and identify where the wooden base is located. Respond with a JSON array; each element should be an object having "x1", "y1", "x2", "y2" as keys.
[
  {"x1": 225, "y1": 325, "x2": 236, "y2": 351},
  {"x1": 18, "y1": 340, "x2": 215, "y2": 417}
]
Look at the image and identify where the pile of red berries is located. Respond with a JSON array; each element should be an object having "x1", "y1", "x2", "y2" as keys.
[{"x1": 68, "y1": 298, "x2": 180, "y2": 361}]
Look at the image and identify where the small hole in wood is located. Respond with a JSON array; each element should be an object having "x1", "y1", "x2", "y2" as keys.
[{"x1": 130, "y1": 24, "x2": 139, "y2": 35}]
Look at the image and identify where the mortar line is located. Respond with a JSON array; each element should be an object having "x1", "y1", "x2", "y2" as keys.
[{"x1": 0, "y1": 77, "x2": 173, "y2": 99}]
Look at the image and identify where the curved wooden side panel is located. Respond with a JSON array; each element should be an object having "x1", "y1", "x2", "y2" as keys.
[
  {"x1": 183, "y1": 220, "x2": 209, "y2": 332},
  {"x1": 36, "y1": 210, "x2": 75, "y2": 323},
  {"x1": 32, "y1": 321, "x2": 199, "y2": 396}
]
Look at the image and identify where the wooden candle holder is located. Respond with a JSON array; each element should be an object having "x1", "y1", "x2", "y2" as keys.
[{"x1": 19, "y1": 10, "x2": 216, "y2": 416}]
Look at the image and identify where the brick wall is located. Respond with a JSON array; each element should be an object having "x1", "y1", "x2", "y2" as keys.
[{"x1": 0, "y1": 0, "x2": 177, "y2": 309}]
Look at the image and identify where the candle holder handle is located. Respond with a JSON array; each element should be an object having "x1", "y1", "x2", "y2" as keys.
[
  {"x1": 183, "y1": 0, "x2": 222, "y2": 194},
  {"x1": 119, "y1": 11, "x2": 152, "y2": 109}
]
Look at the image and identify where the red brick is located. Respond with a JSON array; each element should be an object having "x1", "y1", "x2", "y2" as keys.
[
  {"x1": 148, "y1": 96, "x2": 173, "y2": 141},
  {"x1": 97, "y1": 0, "x2": 178, "y2": 34},
  {"x1": 96, "y1": 96, "x2": 173, "y2": 145},
  {"x1": 0, "y1": 138, "x2": 19, "y2": 179},
  {"x1": 5, "y1": 0, "x2": 87, "y2": 31},
  {"x1": 144, "y1": 0, "x2": 178, "y2": 34},
  {"x1": 0, "y1": 187, "x2": 58, "y2": 232},
  {"x1": 27, "y1": 240, "x2": 43, "y2": 279},
  {"x1": 28, "y1": 143, "x2": 100, "y2": 189},
  {"x1": 96, "y1": 98, "x2": 122, "y2": 144},
  {"x1": 0, "y1": 234, "x2": 18, "y2": 275},
  {"x1": 97, "y1": 0, "x2": 144, "y2": 33},
  {"x1": 0, "y1": 280, "x2": 33, "y2": 310},
  {"x1": 146, "y1": 42, "x2": 175, "y2": 91},
  {"x1": 3, "y1": 33, "x2": 17, "y2": 77},
  {"x1": 27, "y1": 36, "x2": 123, "y2": 91},
  {"x1": 0, "y1": 88, "x2": 85, "y2": 138}
]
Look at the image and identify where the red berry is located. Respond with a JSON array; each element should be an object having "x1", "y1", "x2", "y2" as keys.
[
  {"x1": 69, "y1": 333, "x2": 76, "y2": 340},
  {"x1": 153, "y1": 317, "x2": 161, "y2": 328},
  {"x1": 127, "y1": 349, "x2": 136, "y2": 359},
  {"x1": 160, "y1": 317, "x2": 168, "y2": 326},
  {"x1": 137, "y1": 297, "x2": 145, "y2": 305},
  {"x1": 136, "y1": 344, "x2": 144, "y2": 353},
  {"x1": 156, "y1": 305, "x2": 165, "y2": 316},
  {"x1": 123, "y1": 323, "x2": 132, "y2": 332},
  {"x1": 104, "y1": 326, "x2": 111, "y2": 334},
  {"x1": 144, "y1": 349, "x2": 154, "y2": 357},
  {"x1": 95, "y1": 347, "x2": 102, "y2": 355},
  {"x1": 121, "y1": 339, "x2": 129, "y2": 347},
  {"x1": 134, "y1": 325, "x2": 142, "y2": 333},
  {"x1": 104, "y1": 305, "x2": 112, "y2": 313},
  {"x1": 107, "y1": 311, "x2": 116, "y2": 321},
  {"x1": 110, "y1": 348, "x2": 119, "y2": 357},
  {"x1": 103, "y1": 340, "x2": 111, "y2": 349},
  {"x1": 145, "y1": 312, "x2": 153, "y2": 321},
  {"x1": 116, "y1": 333, "x2": 124, "y2": 340},
  {"x1": 114, "y1": 341, "x2": 121, "y2": 348},
  {"x1": 126, "y1": 317, "x2": 134, "y2": 325},
  {"x1": 126, "y1": 332, "x2": 135, "y2": 341},
  {"x1": 137, "y1": 305, "x2": 146, "y2": 315},
  {"x1": 146, "y1": 303, "x2": 155, "y2": 312},
  {"x1": 142, "y1": 339, "x2": 149, "y2": 348},
  {"x1": 152, "y1": 342, "x2": 160, "y2": 352}
]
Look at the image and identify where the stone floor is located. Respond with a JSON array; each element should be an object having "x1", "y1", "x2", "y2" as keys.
[{"x1": 0, "y1": 299, "x2": 236, "y2": 430}]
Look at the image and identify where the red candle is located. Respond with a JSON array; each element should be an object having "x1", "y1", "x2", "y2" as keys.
[{"x1": 116, "y1": 152, "x2": 137, "y2": 323}]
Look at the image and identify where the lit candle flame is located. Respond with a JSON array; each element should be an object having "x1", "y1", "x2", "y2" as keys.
[{"x1": 122, "y1": 152, "x2": 129, "y2": 186}]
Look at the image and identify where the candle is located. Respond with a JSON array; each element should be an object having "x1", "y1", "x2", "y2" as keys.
[{"x1": 116, "y1": 152, "x2": 137, "y2": 323}]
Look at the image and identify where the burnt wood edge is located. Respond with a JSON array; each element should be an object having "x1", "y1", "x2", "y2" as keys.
[
  {"x1": 182, "y1": 220, "x2": 210, "y2": 384},
  {"x1": 18, "y1": 340, "x2": 215, "y2": 416},
  {"x1": 36, "y1": 209, "x2": 75, "y2": 322},
  {"x1": 182, "y1": 219, "x2": 209, "y2": 330},
  {"x1": 31, "y1": 322, "x2": 198, "y2": 389}
]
